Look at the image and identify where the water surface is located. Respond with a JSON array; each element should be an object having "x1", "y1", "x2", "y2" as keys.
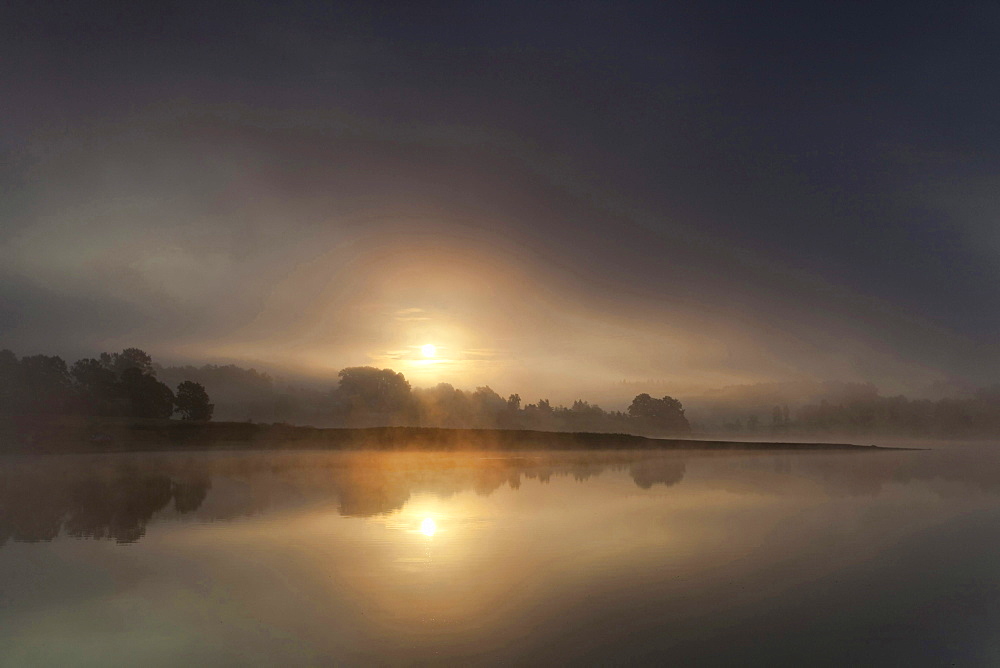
[{"x1": 2, "y1": 445, "x2": 999, "y2": 666}]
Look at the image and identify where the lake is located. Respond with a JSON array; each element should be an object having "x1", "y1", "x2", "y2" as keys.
[{"x1": 2, "y1": 444, "x2": 999, "y2": 666}]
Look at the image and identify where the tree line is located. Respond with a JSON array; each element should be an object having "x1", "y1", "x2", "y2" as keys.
[
  {"x1": 0, "y1": 349, "x2": 690, "y2": 436},
  {"x1": 332, "y1": 366, "x2": 690, "y2": 435},
  {"x1": 149, "y1": 362, "x2": 1000, "y2": 438},
  {"x1": 1, "y1": 348, "x2": 213, "y2": 421},
  {"x1": 707, "y1": 382, "x2": 1000, "y2": 438},
  {"x1": 7, "y1": 347, "x2": 999, "y2": 438}
]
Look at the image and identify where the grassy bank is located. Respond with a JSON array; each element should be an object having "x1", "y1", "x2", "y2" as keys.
[{"x1": 0, "y1": 416, "x2": 883, "y2": 453}]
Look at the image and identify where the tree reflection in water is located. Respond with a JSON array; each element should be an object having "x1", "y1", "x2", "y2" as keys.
[
  {"x1": 4, "y1": 445, "x2": 996, "y2": 547},
  {"x1": 0, "y1": 461, "x2": 211, "y2": 546},
  {"x1": 0, "y1": 451, "x2": 688, "y2": 546}
]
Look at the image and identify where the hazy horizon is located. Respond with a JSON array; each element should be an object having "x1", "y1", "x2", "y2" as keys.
[
  {"x1": 5, "y1": 4, "x2": 1000, "y2": 662},
  {"x1": 4, "y1": 2, "x2": 999, "y2": 402}
]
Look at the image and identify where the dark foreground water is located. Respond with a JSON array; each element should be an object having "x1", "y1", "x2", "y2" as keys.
[{"x1": 2, "y1": 444, "x2": 999, "y2": 666}]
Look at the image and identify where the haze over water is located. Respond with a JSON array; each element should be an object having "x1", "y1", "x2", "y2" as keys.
[
  {"x1": 5, "y1": 4, "x2": 1000, "y2": 665},
  {"x1": 3, "y1": 444, "x2": 999, "y2": 666}
]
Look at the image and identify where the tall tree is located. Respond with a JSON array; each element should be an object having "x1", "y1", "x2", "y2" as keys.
[
  {"x1": 121, "y1": 368, "x2": 174, "y2": 419},
  {"x1": 174, "y1": 381, "x2": 214, "y2": 421},
  {"x1": 100, "y1": 348, "x2": 155, "y2": 378},
  {"x1": 627, "y1": 393, "x2": 690, "y2": 433},
  {"x1": 337, "y1": 367, "x2": 411, "y2": 413},
  {"x1": 0, "y1": 349, "x2": 23, "y2": 415},
  {"x1": 71, "y1": 358, "x2": 121, "y2": 415},
  {"x1": 19, "y1": 354, "x2": 73, "y2": 414}
]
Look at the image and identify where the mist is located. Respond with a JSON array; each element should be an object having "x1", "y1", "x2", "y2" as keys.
[
  {"x1": 6, "y1": 4, "x2": 1000, "y2": 665},
  {"x1": 4, "y1": 4, "x2": 1000, "y2": 399},
  {"x1": 5, "y1": 346, "x2": 999, "y2": 446}
]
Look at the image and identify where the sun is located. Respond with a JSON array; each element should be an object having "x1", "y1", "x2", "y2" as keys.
[
  {"x1": 420, "y1": 517, "x2": 437, "y2": 536},
  {"x1": 421, "y1": 343, "x2": 437, "y2": 358}
]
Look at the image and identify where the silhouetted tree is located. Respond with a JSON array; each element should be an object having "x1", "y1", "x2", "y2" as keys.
[
  {"x1": 174, "y1": 381, "x2": 214, "y2": 421},
  {"x1": 0, "y1": 349, "x2": 23, "y2": 415},
  {"x1": 154, "y1": 363, "x2": 275, "y2": 421},
  {"x1": 472, "y1": 386, "x2": 506, "y2": 416},
  {"x1": 121, "y1": 367, "x2": 175, "y2": 419},
  {"x1": 20, "y1": 354, "x2": 73, "y2": 414},
  {"x1": 337, "y1": 367, "x2": 411, "y2": 415},
  {"x1": 99, "y1": 347, "x2": 155, "y2": 377},
  {"x1": 414, "y1": 383, "x2": 472, "y2": 427},
  {"x1": 71, "y1": 358, "x2": 121, "y2": 415},
  {"x1": 628, "y1": 393, "x2": 690, "y2": 433}
]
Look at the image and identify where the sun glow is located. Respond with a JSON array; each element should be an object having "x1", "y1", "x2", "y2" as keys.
[
  {"x1": 421, "y1": 343, "x2": 437, "y2": 358},
  {"x1": 420, "y1": 517, "x2": 437, "y2": 536}
]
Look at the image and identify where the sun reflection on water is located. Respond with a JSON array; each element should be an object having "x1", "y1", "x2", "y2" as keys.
[{"x1": 420, "y1": 517, "x2": 437, "y2": 536}]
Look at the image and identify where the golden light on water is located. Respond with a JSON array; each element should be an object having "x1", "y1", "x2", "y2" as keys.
[
  {"x1": 421, "y1": 344, "x2": 437, "y2": 358},
  {"x1": 420, "y1": 517, "x2": 437, "y2": 536}
]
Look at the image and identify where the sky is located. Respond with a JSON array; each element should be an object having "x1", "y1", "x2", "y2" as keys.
[{"x1": 2, "y1": 1, "x2": 999, "y2": 404}]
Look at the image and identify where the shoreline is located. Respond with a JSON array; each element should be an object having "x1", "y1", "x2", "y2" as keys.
[{"x1": 2, "y1": 419, "x2": 897, "y2": 453}]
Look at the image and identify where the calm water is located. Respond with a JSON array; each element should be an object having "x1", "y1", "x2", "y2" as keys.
[{"x1": 2, "y1": 445, "x2": 1000, "y2": 666}]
